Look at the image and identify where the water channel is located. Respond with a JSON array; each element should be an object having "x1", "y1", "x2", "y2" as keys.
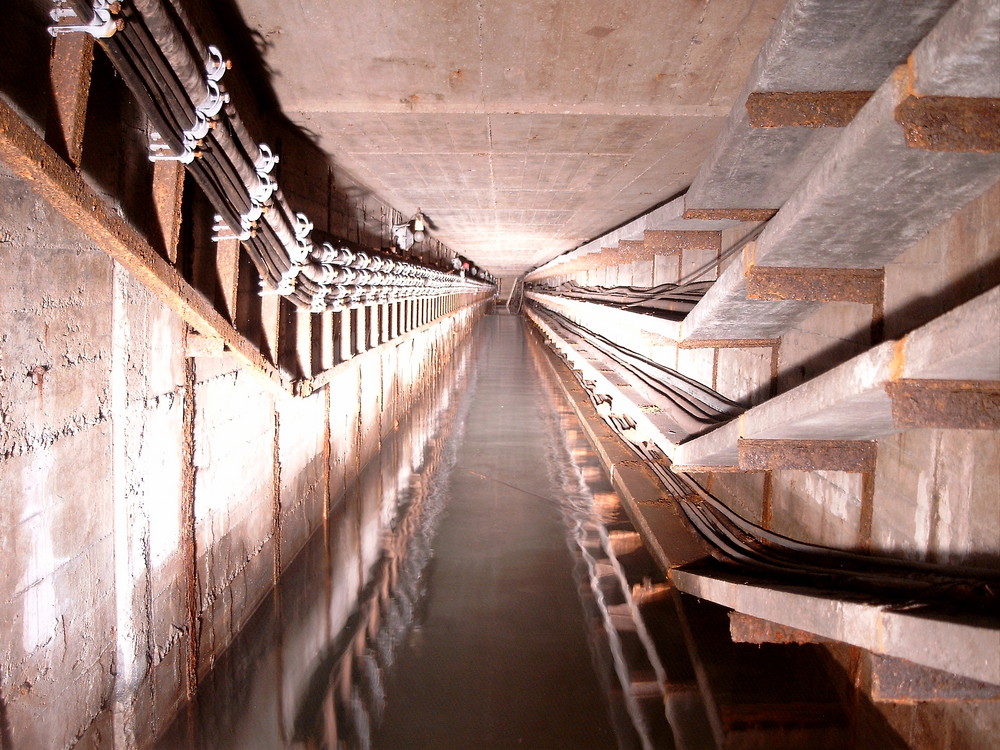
[{"x1": 158, "y1": 311, "x2": 664, "y2": 749}]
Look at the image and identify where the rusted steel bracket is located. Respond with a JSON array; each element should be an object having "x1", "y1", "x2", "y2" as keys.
[
  {"x1": 681, "y1": 208, "x2": 778, "y2": 222},
  {"x1": 895, "y1": 94, "x2": 1000, "y2": 153},
  {"x1": 746, "y1": 90, "x2": 874, "y2": 128},
  {"x1": 886, "y1": 378, "x2": 1000, "y2": 429},
  {"x1": 870, "y1": 654, "x2": 1000, "y2": 702},
  {"x1": 45, "y1": 32, "x2": 94, "y2": 166},
  {"x1": 746, "y1": 265, "x2": 884, "y2": 304},
  {"x1": 737, "y1": 439, "x2": 877, "y2": 472}
]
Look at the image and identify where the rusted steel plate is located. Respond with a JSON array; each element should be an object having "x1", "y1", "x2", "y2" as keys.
[
  {"x1": 746, "y1": 266, "x2": 884, "y2": 303},
  {"x1": 886, "y1": 379, "x2": 1000, "y2": 429},
  {"x1": 682, "y1": 208, "x2": 778, "y2": 221},
  {"x1": 45, "y1": 32, "x2": 94, "y2": 166},
  {"x1": 738, "y1": 439, "x2": 877, "y2": 472},
  {"x1": 151, "y1": 160, "x2": 186, "y2": 262},
  {"x1": 728, "y1": 612, "x2": 831, "y2": 645},
  {"x1": 895, "y1": 95, "x2": 1000, "y2": 153},
  {"x1": 679, "y1": 338, "x2": 778, "y2": 350},
  {"x1": 870, "y1": 655, "x2": 1000, "y2": 702},
  {"x1": 746, "y1": 90, "x2": 874, "y2": 128},
  {"x1": 644, "y1": 229, "x2": 722, "y2": 254}
]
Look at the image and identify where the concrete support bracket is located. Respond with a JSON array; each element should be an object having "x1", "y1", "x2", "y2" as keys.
[{"x1": 671, "y1": 567, "x2": 1000, "y2": 686}]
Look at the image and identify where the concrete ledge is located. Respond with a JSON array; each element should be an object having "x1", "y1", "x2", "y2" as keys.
[
  {"x1": 672, "y1": 567, "x2": 1000, "y2": 686},
  {"x1": 685, "y1": 0, "x2": 955, "y2": 212},
  {"x1": 681, "y1": 0, "x2": 1000, "y2": 341},
  {"x1": 527, "y1": 292, "x2": 682, "y2": 345},
  {"x1": 675, "y1": 287, "x2": 1000, "y2": 467}
]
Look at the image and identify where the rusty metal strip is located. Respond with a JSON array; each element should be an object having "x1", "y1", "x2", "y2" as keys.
[
  {"x1": 746, "y1": 90, "x2": 874, "y2": 128},
  {"x1": 682, "y1": 208, "x2": 778, "y2": 222},
  {"x1": 746, "y1": 266, "x2": 884, "y2": 303},
  {"x1": 859, "y1": 471, "x2": 875, "y2": 550},
  {"x1": 729, "y1": 612, "x2": 830, "y2": 645},
  {"x1": 644, "y1": 229, "x2": 721, "y2": 254},
  {"x1": 180, "y1": 350, "x2": 200, "y2": 707},
  {"x1": 679, "y1": 338, "x2": 779, "y2": 349},
  {"x1": 738, "y1": 439, "x2": 877, "y2": 473},
  {"x1": 895, "y1": 95, "x2": 1000, "y2": 153},
  {"x1": 886, "y1": 379, "x2": 1000, "y2": 429},
  {"x1": 0, "y1": 96, "x2": 285, "y2": 390},
  {"x1": 670, "y1": 464, "x2": 742, "y2": 473},
  {"x1": 45, "y1": 33, "x2": 94, "y2": 166}
]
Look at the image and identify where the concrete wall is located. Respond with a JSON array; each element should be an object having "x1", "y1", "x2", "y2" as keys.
[{"x1": 0, "y1": 161, "x2": 485, "y2": 748}]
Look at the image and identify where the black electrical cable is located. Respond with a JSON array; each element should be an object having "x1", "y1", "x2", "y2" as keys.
[
  {"x1": 536, "y1": 305, "x2": 742, "y2": 433},
  {"x1": 552, "y1": 332, "x2": 1000, "y2": 615}
]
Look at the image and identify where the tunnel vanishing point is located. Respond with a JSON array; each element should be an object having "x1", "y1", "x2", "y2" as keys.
[{"x1": 2, "y1": 0, "x2": 999, "y2": 748}]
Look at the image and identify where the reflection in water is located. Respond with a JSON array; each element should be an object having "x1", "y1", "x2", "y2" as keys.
[{"x1": 158, "y1": 315, "x2": 671, "y2": 750}]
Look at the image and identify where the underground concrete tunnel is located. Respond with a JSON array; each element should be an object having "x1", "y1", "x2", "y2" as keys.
[{"x1": 1, "y1": 0, "x2": 999, "y2": 748}]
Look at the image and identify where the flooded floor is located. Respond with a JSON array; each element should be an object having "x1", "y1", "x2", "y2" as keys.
[
  {"x1": 159, "y1": 312, "x2": 652, "y2": 749},
  {"x1": 372, "y1": 312, "x2": 617, "y2": 749}
]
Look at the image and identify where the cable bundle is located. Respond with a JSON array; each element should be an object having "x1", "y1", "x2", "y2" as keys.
[{"x1": 49, "y1": 0, "x2": 494, "y2": 311}]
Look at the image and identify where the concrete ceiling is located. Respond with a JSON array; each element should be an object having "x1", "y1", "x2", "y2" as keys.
[{"x1": 231, "y1": 0, "x2": 786, "y2": 278}]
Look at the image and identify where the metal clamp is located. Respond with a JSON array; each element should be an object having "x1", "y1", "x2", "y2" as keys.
[
  {"x1": 197, "y1": 79, "x2": 229, "y2": 120},
  {"x1": 293, "y1": 212, "x2": 313, "y2": 241},
  {"x1": 249, "y1": 172, "x2": 276, "y2": 205},
  {"x1": 309, "y1": 288, "x2": 329, "y2": 313},
  {"x1": 259, "y1": 265, "x2": 299, "y2": 296},
  {"x1": 205, "y1": 45, "x2": 228, "y2": 83},
  {"x1": 212, "y1": 214, "x2": 252, "y2": 242},
  {"x1": 48, "y1": 1, "x2": 123, "y2": 38},
  {"x1": 255, "y1": 143, "x2": 279, "y2": 175}
]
